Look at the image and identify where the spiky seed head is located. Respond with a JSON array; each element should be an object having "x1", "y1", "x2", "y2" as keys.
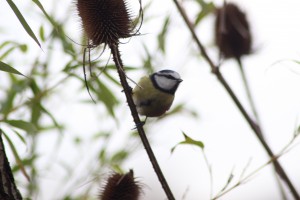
[
  {"x1": 215, "y1": 3, "x2": 252, "y2": 59},
  {"x1": 77, "y1": 0, "x2": 133, "y2": 46},
  {"x1": 99, "y1": 170, "x2": 141, "y2": 200}
]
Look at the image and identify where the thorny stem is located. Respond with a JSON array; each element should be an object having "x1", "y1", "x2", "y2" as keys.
[
  {"x1": 109, "y1": 43, "x2": 175, "y2": 200},
  {"x1": 172, "y1": 1, "x2": 300, "y2": 199}
]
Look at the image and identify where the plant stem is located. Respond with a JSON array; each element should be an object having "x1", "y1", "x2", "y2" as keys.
[
  {"x1": 236, "y1": 58, "x2": 262, "y2": 129},
  {"x1": 236, "y1": 58, "x2": 288, "y2": 198},
  {"x1": 172, "y1": 1, "x2": 300, "y2": 199},
  {"x1": 109, "y1": 43, "x2": 175, "y2": 200}
]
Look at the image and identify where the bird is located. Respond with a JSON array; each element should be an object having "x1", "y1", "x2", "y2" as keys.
[{"x1": 132, "y1": 70, "x2": 182, "y2": 117}]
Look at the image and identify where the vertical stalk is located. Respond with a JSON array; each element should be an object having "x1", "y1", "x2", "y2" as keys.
[
  {"x1": 172, "y1": 1, "x2": 299, "y2": 199},
  {"x1": 236, "y1": 58, "x2": 262, "y2": 129},
  {"x1": 237, "y1": 58, "x2": 288, "y2": 198},
  {"x1": 109, "y1": 43, "x2": 175, "y2": 200}
]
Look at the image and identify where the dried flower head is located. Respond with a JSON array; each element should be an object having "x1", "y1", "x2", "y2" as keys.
[
  {"x1": 99, "y1": 170, "x2": 142, "y2": 200},
  {"x1": 215, "y1": 2, "x2": 252, "y2": 59},
  {"x1": 77, "y1": 0, "x2": 134, "y2": 46}
]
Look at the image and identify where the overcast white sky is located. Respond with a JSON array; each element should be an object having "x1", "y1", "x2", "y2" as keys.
[{"x1": 1, "y1": 0, "x2": 300, "y2": 200}]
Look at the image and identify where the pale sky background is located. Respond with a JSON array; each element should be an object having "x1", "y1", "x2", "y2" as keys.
[{"x1": 1, "y1": 0, "x2": 300, "y2": 200}]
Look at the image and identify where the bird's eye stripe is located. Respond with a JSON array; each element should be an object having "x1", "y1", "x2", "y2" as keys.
[{"x1": 157, "y1": 74, "x2": 177, "y2": 80}]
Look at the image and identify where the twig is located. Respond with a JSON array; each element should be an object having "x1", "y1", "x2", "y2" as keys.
[
  {"x1": 202, "y1": 150, "x2": 213, "y2": 199},
  {"x1": 109, "y1": 43, "x2": 175, "y2": 200},
  {"x1": 213, "y1": 132, "x2": 300, "y2": 199},
  {"x1": 172, "y1": 1, "x2": 300, "y2": 199}
]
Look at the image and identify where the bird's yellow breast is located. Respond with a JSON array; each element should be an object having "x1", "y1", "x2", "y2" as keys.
[{"x1": 132, "y1": 76, "x2": 175, "y2": 117}]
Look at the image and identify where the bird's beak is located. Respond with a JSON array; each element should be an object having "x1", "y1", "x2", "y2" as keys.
[{"x1": 178, "y1": 79, "x2": 183, "y2": 83}]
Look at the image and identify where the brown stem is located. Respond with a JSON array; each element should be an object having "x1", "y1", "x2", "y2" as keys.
[
  {"x1": 109, "y1": 43, "x2": 175, "y2": 200},
  {"x1": 172, "y1": 1, "x2": 300, "y2": 199},
  {"x1": 0, "y1": 130, "x2": 22, "y2": 200}
]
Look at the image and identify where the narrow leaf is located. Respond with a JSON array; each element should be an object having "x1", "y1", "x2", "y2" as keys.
[
  {"x1": 6, "y1": 0, "x2": 41, "y2": 47},
  {"x1": 94, "y1": 79, "x2": 119, "y2": 118},
  {"x1": 39, "y1": 25, "x2": 45, "y2": 42},
  {"x1": 111, "y1": 150, "x2": 129, "y2": 164},
  {"x1": 32, "y1": 0, "x2": 56, "y2": 27},
  {"x1": 158, "y1": 16, "x2": 170, "y2": 53},
  {"x1": 13, "y1": 130, "x2": 27, "y2": 145},
  {"x1": 2, "y1": 131, "x2": 30, "y2": 181},
  {"x1": 5, "y1": 120, "x2": 37, "y2": 133},
  {"x1": 0, "y1": 61, "x2": 26, "y2": 77},
  {"x1": 171, "y1": 131, "x2": 204, "y2": 153},
  {"x1": 40, "y1": 105, "x2": 62, "y2": 132}
]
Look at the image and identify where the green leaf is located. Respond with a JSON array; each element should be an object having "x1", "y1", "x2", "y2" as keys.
[
  {"x1": 158, "y1": 16, "x2": 170, "y2": 53},
  {"x1": 40, "y1": 105, "x2": 62, "y2": 131},
  {"x1": 94, "y1": 79, "x2": 119, "y2": 118},
  {"x1": 6, "y1": 0, "x2": 41, "y2": 48},
  {"x1": 171, "y1": 131, "x2": 204, "y2": 153},
  {"x1": 0, "y1": 46, "x2": 15, "y2": 60},
  {"x1": 0, "y1": 41, "x2": 11, "y2": 50},
  {"x1": 103, "y1": 70, "x2": 121, "y2": 86},
  {"x1": 39, "y1": 25, "x2": 45, "y2": 42},
  {"x1": 111, "y1": 150, "x2": 129, "y2": 164},
  {"x1": 0, "y1": 43, "x2": 28, "y2": 60},
  {"x1": 291, "y1": 59, "x2": 300, "y2": 65},
  {"x1": 195, "y1": 1, "x2": 216, "y2": 26},
  {"x1": 0, "y1": 61, "x2": 26, "y2": 77},
  {"x1": 19, "y1": 44, "x2": 28, "y2": 52},
  {"x1": 5, "y1": 120, "x2": 37, "y2": 133},
  {"x1": 0, "y1": 78, "x2": 30, "y2": 116},
  {"x1": 73, "y1": 136, "x2": 82, "y2": 145},
  {"x1": 32, "y1": 0, "x2": 56, "y2": 27},
  {"x1": 2, "y1": 130, "x2": 30, "y2": 181},
  {"x1": 98, "y1": 65, "x2": 138, "y2": 71},
  {"x1": 30, "y1": 102, "x2": 42, "y2": 125},
  {"x1": 142, "y1": 43, "x2": 154, "y2": 74},
  {"x1": 12, "y1": 130, "x2": 27, "y2": 145},
  {"x1": 99, "y1": 149, "x2": 107, "y2": 163},
  {"x1": 12, "y1": 155, "x2": 37, "y2": 173}
]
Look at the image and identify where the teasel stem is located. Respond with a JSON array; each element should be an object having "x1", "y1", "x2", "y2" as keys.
[
  {"x1": 236, "y1": 58, "x2": 262, "y2": 131},
  {"x1": 172, "y1": 1, "x2": 300, "y2": 199},
  {"x1": 109, "y1": 43, "x2": 175, "y2": 200},
  {"x1": 237, "y1": 56, "x2": 289, "y2": 200}
]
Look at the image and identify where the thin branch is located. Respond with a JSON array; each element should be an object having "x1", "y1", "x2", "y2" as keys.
[
  {"x1": 172, "y1": 1, "x2": 300, "y2": 199},
  {"x1": 213, "y1": 132, "x2": 300, "y2": 199},
  {"x1": 202, "y1": 150, "x2": 213, "y2": 199},
  {"x1": 109, "y1": 43, "x2": 175, "y2": 200}
]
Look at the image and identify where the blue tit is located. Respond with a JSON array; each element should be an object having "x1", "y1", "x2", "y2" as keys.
[{"x1": 132, "y1": 70, "x2": 182, "y2": 117}]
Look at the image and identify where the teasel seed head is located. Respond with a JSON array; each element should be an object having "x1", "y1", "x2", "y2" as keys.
[
  {"x1": 99, "y1": 170, "x2": 142, "y2": 200},
  {"x1": 215, "y1": 2, "x2": 252, "y2": 59},
  {"x1": 77, "y1": 0, "x2": 134, "y2": 46}
]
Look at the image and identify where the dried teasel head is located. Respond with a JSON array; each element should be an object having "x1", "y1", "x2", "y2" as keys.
[
  {"x1": 215, "y1": 2, "x2": 252, "y2": 59},
  {"x1": 99, "y1": 170, "x2": 142, "y2": 200},
  {"x1": 77, "y1": 0, "x2": 135, "y2": 47}
]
